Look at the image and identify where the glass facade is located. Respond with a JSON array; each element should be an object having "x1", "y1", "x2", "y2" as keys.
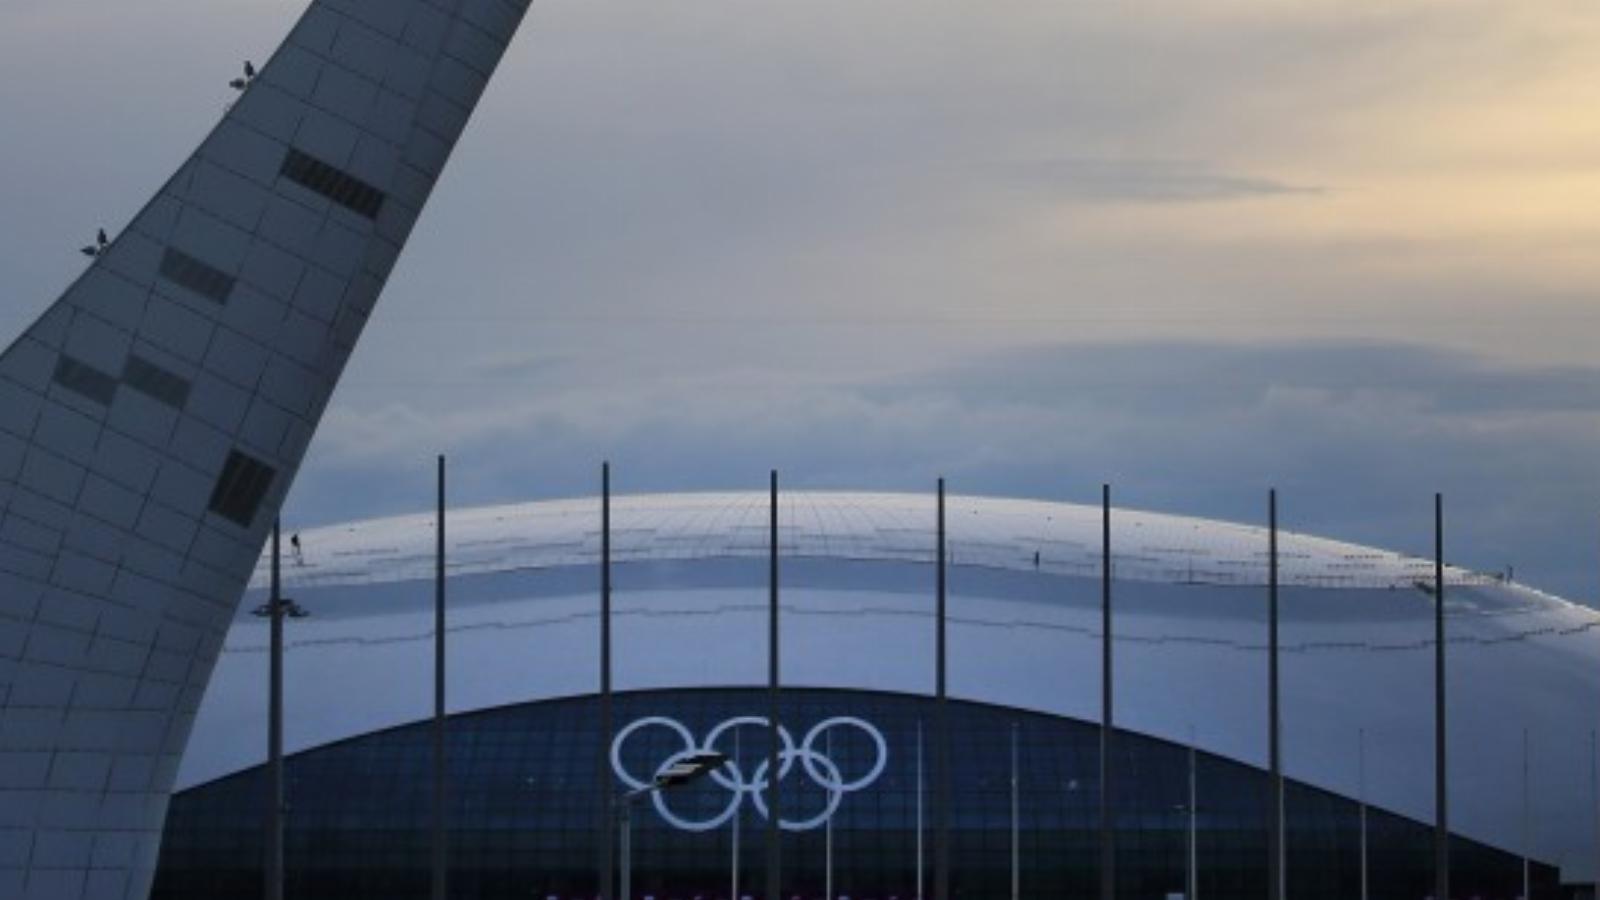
[{"x1": 152, "y1": 688, "x2": 1560, "y2": 900}]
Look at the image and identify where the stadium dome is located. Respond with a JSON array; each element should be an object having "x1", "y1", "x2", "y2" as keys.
[{"x1": 152, "y1": 491, "x2": 1600, "y2": 899}]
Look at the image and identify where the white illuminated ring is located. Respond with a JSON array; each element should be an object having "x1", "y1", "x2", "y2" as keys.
[
  {"x1": 702, "y1": 716, "x2": 796, "y2": 792},
  {"x1": 609, "y1": 714, "x2": 889, "y2": 832},
  {"x1": 650, "y1": 747, "x2": 745, "y2": 832},
  {"x1": 610, "y1": 716, "x2": 695, "y2": 792},
  {"x1": 800, "y1": 717, "x2": 887, "y2": 793},
  {"x1": 749, "y1": 750, "x2": 844, "y2": 831}
]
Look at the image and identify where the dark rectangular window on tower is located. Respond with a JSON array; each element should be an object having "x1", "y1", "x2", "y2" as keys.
[
  {"x1": 208, "y1": 449, "x2": 277, "y2": 527},
  {"x1": 52, "y1": 355, "x2": 119, "y2": 405},
  {"x1": 159, "y1": 247, "x2": 236, "y2": 304},
  {"x1": 280, "y1": 148, "x2": 387, "y2": 219},
  {"x1": 122, "y1": 355, "x2": 192, "y2": 410}
]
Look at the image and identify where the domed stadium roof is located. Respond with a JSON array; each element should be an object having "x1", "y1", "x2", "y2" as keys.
[
  {"x1": 196, "y1": 491, "x2": 1599, "y2": 882},
  {"x1": 254, "y1": 490, "x2": 1528, "y2": 596}
]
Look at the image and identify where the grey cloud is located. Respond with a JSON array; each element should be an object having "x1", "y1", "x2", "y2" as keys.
[
  {"x1": 290, "y1": 341, "x2": 1600, "y2": 605},
  {"x1": 890, "y1": 342, "x2": 1600, "y2": 415},
  {"x1": 990, "y1": 159, "x2": 1319, "y2": 204},
  {"x1": 3, "y1": 5, "x2": 1595, "y2": 605}
]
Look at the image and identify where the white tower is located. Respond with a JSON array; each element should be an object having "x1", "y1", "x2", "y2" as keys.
[{"x1": 0, "y1": 2, "x2": 533, "y2": 897}]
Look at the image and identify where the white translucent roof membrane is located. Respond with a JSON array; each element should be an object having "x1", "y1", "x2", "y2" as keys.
[
  {"x1": 254, "y1": 490, "x2": 1515, "y2": 596},
  {"x1": 195, "y1": 490, "x2": 1600, "y2": 880}
]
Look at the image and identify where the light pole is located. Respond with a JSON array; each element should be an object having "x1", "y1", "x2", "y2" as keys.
[
  {"x1": 1267, "y1": 489, "x2": 1283, "y2": 900},
  {"x1": 732, "y1": 729, "x2": 741, "y2": 900},
  {"x1": 1010, "y1": 722, "x2": 1020, "y2": 900},
  {"x1": 935, "y1": 478, "x2": 949, "y2": 900},
  {"x1": 432, "y1": 455, "x2": 447, "y2": 900},
  {"x1": 1522, "y1": 727, "x2": 1530, "y2": 900},
  {"x1": 1173, "y1": 731, "x2": 1198, "y2": 900},
  {"x1": 252, "y1": 520, "x2": 308, "y2": 900},
  {"x1": 617, "y1": 751, "x2": 728, "y2": 900},
  {"x1": 600, "y1": 462, "x2": 614, "y2": 900},
  {"x1": 1100, "y1": 484, "x2": 1115, "y2": 900},
  {"x1": 1187, "y1": 739, "x2": 1197, "y2": 900},
  {"x1": 1358, "y1": 728, "x2": 1368, "y2": 900},
  {"x1": 917, "y1": 719, "x2": 925, "y2": 900},
  {"x1": 1433, "y1": 493, "x2": 1448, "y2": 900},
  {"x1": 825, "y1": 729, "x2": 834, "y2": 900}
]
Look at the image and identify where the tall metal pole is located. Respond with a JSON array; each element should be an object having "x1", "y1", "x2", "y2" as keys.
[
  {"x1": 265, "y1": 520, "x2": 284, "y2": 900},
  {"x1": 826, "y1": 729, "x2": 834, "y2": 900},
  {"x1": 1100, "y1": 484, "x2": 1115, "y2": 900},
  {"x1": 1268, "y1": 489, "x2": 1283, "y2": 900},
  {"x1": 733, "y1": 728, "x2": 741, "y2": 900},
  {"x1": 1522, "y1": 727, "x2": 1531, "y2": 900},
  {"x1": 1591, "y1": 729, "x2": 1598, "y2": 898},
  {"x1": 935, "y1": 478, "x2": 950, "y2": 900},
  {"x1": 431, "y1": 456, "x2": 448, "y2": 900},
  {"x1": 1358, "y1": 729, "x2": 1368, "y2": 900},
  {"x1": 1188, "y1": 733, "x2": 1198, "y2": 900},
  {"x1": 1434, "y1": 493, "x2": 1449, "y2": 900},
  {"x1": 620, "y1": 801, "x2": 632, "y2": 900},
  {"x1": 1011, "y1": 722, "x2": 1020, "y2": 900},
  {"x1": 917, "y1": 720, "x2": 925, "y2": 900},
  {"x1": 766, "y1": 470, "x2": 781, "y2": 900},
  {"x1": 600, "y1": 462, "x2": 615, "y2": 900}
]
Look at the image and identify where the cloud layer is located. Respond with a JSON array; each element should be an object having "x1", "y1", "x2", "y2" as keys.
[
  {"x1": 294, "y1": 340, "x2": 1600, "y2": 603},
  {"x1": 1, "y1": 2, "x2": 1596, "y2": 600}
]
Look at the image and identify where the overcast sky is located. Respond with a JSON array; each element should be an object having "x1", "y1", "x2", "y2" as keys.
[{"x1": 2, "y1": 1, "x2": 1598, "y2": 600}]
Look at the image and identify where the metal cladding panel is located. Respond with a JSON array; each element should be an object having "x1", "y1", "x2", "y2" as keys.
[
  {"x1": 0, "y1": 1, "x2": 532, "y2": 897},
  {"x1": 177, "y1": 493, "x2": 1600, "y2": 884}
]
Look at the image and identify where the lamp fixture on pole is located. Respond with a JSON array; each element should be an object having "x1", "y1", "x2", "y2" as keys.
[{"x1": 617, "y1": 751, "x2": 728, "y2": 900}]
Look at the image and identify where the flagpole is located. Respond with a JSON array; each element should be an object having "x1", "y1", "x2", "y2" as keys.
[
  {"x1": 1100, "y1": 484, "x2": 1116, "y2": 900},
  {"x1": 1011, "y1": 722, "x2": 1020, "y2": 900},
  {"x1": 1434, "y1": 493, "x2": 1449, "y2": 900},
  {"x1": 766, "y1": 471, "x2": 782, "y2": 900},
  {"x1": 431, "y1": 456, "x2": 447, "y2": 900},
  {"x1": 1268, "y1": 489, "x2": 1283, "y2": 900}
]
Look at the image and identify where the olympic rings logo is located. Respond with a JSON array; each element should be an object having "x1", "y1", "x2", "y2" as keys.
[{"x1": 611, "y1": 715, "x2": 888, "y2": 832}]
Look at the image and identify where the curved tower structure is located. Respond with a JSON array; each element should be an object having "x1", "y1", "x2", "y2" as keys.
[{"x1": 0, "y1": 2, "x2": 532, "y2": 897}]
